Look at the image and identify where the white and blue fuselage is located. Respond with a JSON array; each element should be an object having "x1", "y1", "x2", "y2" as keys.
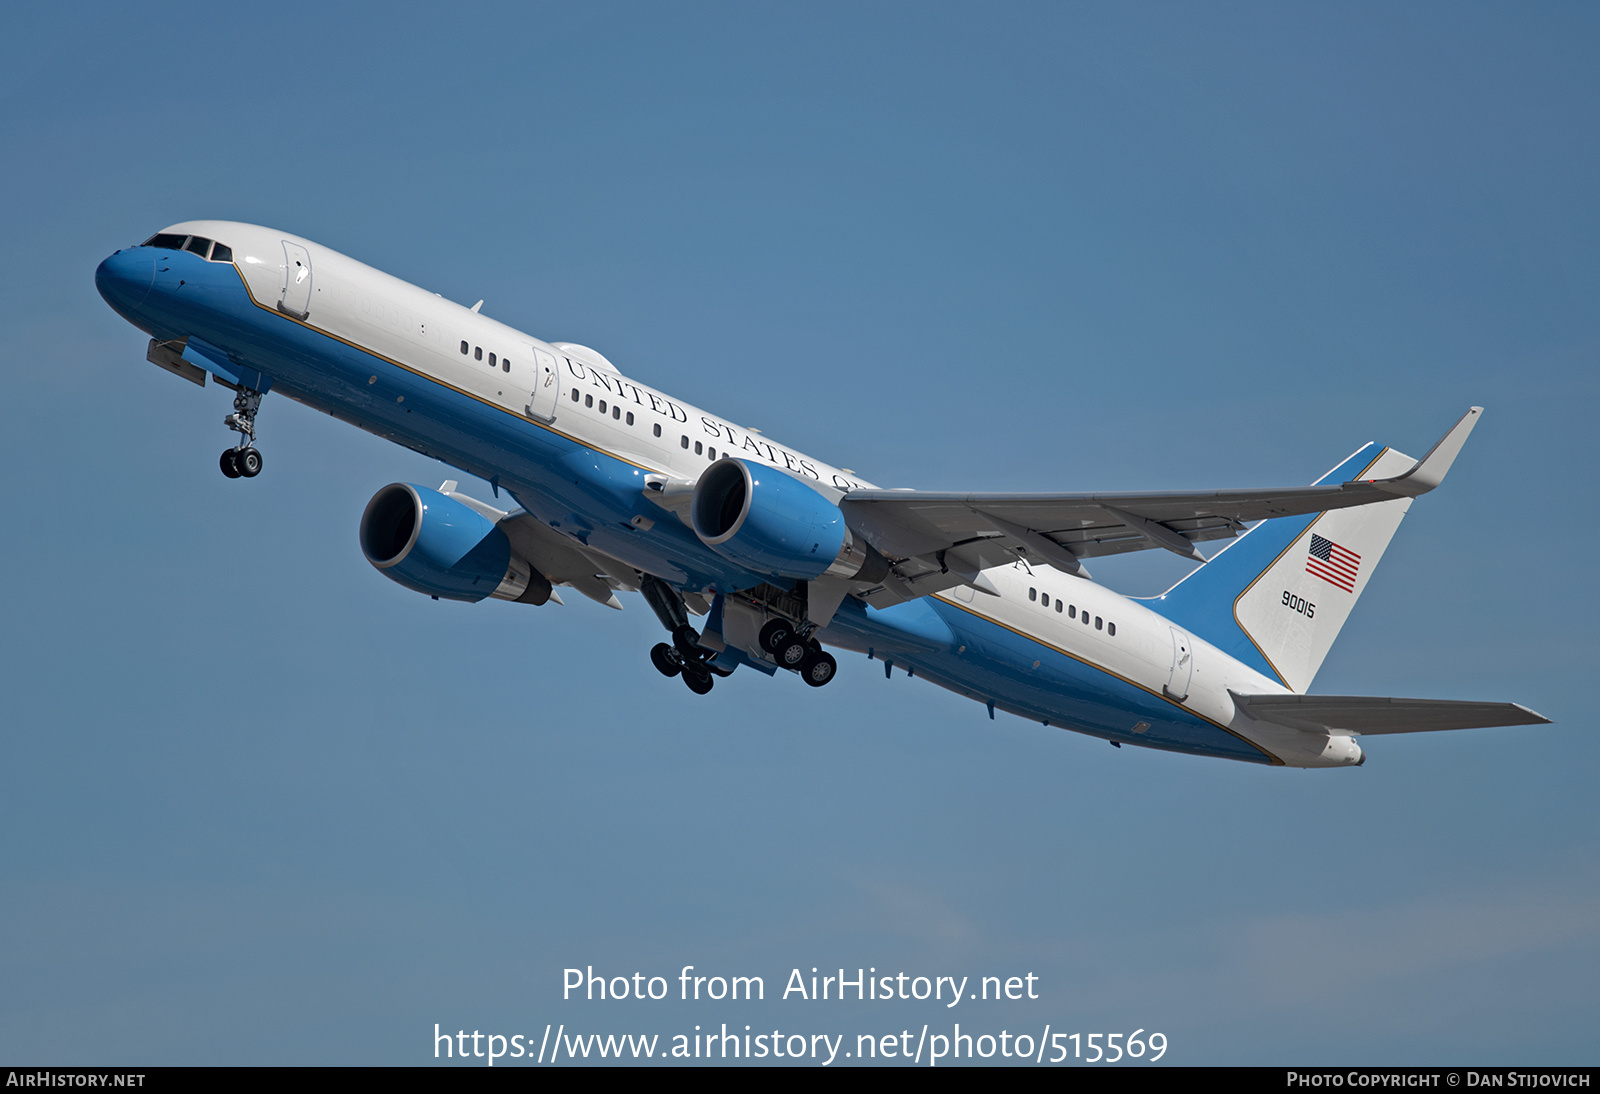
[{"x1": 95, "y1": 221, "x2": 1397, "y2": 768}]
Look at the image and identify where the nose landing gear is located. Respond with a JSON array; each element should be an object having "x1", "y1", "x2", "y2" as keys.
[
  {"x1": 219, "y1": 446, "x2": 263, "y2": 478},
  {"x1": 219, "y1": 386, "x2": 265, "y2": 479}
]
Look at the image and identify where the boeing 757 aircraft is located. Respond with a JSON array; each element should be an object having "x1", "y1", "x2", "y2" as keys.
[{"x1": 95, "y1": 222, "x2": 1549, "y2": 767}]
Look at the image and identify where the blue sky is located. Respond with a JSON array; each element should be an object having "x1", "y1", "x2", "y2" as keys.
[{"x1": 1, "y1": 1, "x2": 1595, "y2": 1065}]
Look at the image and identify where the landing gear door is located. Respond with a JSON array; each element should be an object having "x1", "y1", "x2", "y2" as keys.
[
  {"x1": 525, "y1": 347, "x2": 560, "y2": 421},
  {"x1": 278, "y1": 241, "x2": 312, "y2": 319},
  {"x1": 1165, "y1": 626, "x2": 1193, "y2": 702}
]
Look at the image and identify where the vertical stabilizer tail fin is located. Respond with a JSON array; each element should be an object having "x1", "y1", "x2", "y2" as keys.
[{"x1": 1145, "y1": 443, "x2": 1422, "y2": 692}]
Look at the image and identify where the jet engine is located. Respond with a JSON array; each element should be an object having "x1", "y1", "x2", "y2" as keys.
[
  {"x1": 689, "y1": 459, "x2": 887, "y2": 583},
  {"x1": 359, "y1": 483, "x2": 551, "y2": 603}
]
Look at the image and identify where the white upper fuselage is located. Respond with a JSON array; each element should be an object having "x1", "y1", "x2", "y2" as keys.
[{"x1": 214, "y1": 221, "x2": 872, "y2": 495}]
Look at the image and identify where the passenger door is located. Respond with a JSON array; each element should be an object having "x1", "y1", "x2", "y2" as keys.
[
  {"x1": 525, "y1": 347, "x2": 560, "y2": 421},
  {"x1": 278, "y1": 241, "x2": 313, "y2": 319},
  {"x1": 1164, "y1": 626, "x2": 1193, "y2": 702}
]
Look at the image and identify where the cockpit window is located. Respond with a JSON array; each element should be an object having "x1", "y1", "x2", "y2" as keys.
[{"x1": 140, "y1": 233, "x2": 233, "y2": 262}]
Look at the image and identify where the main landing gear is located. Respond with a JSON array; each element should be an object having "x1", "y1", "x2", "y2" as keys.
[
  {"x1": 758, "y1": 618, "x2": 837, "y2": 688},
  {"x1": 641, "y1": 575, "x2": 727, "y2": 695},
  {"x1": 648, "y1": 638, "x2": 722, "y2": 695},
  {"x1": 639, "y1": 575, "x2": 839, "y2": 693},
  {"x1": 218, "y1": 386, "x2": 265, "y2": 479}
]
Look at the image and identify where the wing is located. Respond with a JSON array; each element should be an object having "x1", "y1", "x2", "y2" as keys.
[
  {"x1": 438, "y1": 481, "x2": 638, "y2": 609},
  {"x1": 838, "y1": 407, "x2": 1480, "y2": 603},
  {"x1": 497, "y1": 509, "x2": 634, "y2": 609},
  {"x1": 1231, "y1": 692, "x2": 1552, "y2": 735}
]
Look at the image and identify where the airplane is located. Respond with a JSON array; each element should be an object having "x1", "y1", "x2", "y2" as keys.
[{"x1": 94, "y1": 221, "x2": 1550, "y2": 768}]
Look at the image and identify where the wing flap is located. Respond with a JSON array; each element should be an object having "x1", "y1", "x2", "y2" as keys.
[
  {"x1": 498, "y1": 513, "x2": 633, "y2": 608},
  {"x1": 1231, "y1": 692, "x2": 1552, "y2": 735}
]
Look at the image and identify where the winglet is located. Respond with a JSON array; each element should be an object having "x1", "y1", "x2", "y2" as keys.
[{"x1": 1370, "y1": 406, "x2": 1482, "y2": 496}]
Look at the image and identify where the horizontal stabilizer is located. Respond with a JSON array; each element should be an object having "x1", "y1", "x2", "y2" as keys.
[{"x1": 1231, "y1": 691, "x2": 1551, "y2": 735}]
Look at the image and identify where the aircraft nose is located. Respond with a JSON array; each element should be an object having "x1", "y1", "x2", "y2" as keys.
[{"x1": 95, "y1": 248, "x2": 155, "y2": 316}]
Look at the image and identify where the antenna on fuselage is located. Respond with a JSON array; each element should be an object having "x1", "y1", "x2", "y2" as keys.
[{"x1": 470, "y1": 300, "x2": 483, "y2": 313}]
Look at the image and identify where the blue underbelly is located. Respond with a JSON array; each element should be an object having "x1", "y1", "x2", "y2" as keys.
[{"x1": 825, "y1": 597, "x2": 1271, "y2": 763}]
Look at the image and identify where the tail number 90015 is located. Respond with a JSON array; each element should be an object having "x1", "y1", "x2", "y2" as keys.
[{"x1": 1282, "y1": 590, "x2": 1315, "y2": 618}]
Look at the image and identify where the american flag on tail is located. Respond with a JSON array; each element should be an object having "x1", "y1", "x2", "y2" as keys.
[{"x1": 1307, "y1": 533, "x2": 1361, "y2": 592}]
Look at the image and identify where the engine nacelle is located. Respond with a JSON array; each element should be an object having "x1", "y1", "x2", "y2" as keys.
[
  {"x1": 359, "y1": 483, "x2": 551, "y2": 604},
  {"x1": 690, "y1": 459, "x2": 886, "y2": 583}
]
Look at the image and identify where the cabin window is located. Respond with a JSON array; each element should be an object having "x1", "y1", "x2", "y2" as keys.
[
  {"x1": 1041, "y1": 593, "x2": 1049, "y2": 608},
  {"x1": 1069, "y1": 605, "x2": 1076, "y2": 619},
  {"x1": 1108, "y1": 622, "x2": 1116, "y2": 636},
  {"x1": 694, "y1": 441, "x2": 703, "y2": 455},
  {"x1": 184, "y1": 236, "x2": 212, "y2": 256},
  {"x1": 653, "y1": 424, "x2": 662, "y2": 437},
  {"x1": 461, "y1": 341, "x2": 470, "y2": 354},
  {"x1": 571, "y1": 388, "x2": 579, "y2": 401},
  {"x1": 502, "y1": 359, "x2": 510, "y2": 373},
  {"x1": 681, "y1": 435, "x2": 689, "y2": 449},
  {"x1": 209, "y1": 243, "x2": 233, "y2": 263},
  {"x1": 1028, "y1": 588, "x2": 1037, "y2": 601},
  {"x1": 612, "y1": 406, "x2": 621, "y2": 420},
  {"x1": 585, "y1": 394, "x2": 593, "y2": 408},
  {"x1": 489, "y1": 352, "x2": 497, "y2": 367},
  {"x1": 1083, "y1": 613, "x2": 1090, "y2": 625},
  {"x1": 598, "y1": 400, "x2": 607, "y2": 414},
  {"x1": 708, "y1": 447, "x2": 716, "y2": 459},
  {"x1": 1095, "y1": 616, "x2": 1103, "y2": 630},
  {"x1": 626, "y1": 411, "x2": 635, "y2": 425},
  {"x1": 1055, "y1": 600, "x2": 1063, "y2": 613},
  {"x1": 143, "y1": 233, "x2": 187, "y2": 249},
  {"x1": 474, "y1": 346, "x2": 483, "y2": 361}
]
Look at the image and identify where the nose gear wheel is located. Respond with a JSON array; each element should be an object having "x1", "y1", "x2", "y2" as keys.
[{"x1": 219, "y1": 386, "x2": 266, "y2": 479}]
